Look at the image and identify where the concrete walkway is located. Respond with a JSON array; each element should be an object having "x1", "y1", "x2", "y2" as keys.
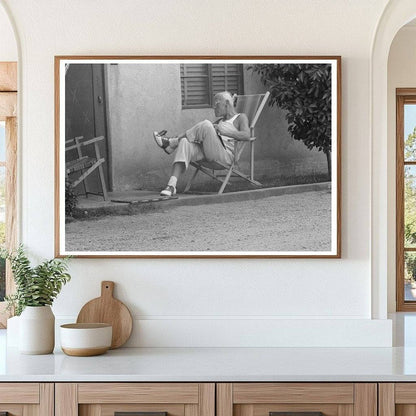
[{"x1": 71, "y1": 182, "x2": 331, "y2": 219}]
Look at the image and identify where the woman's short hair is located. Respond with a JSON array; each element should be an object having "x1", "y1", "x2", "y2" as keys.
[{"x1": 214, "y1": 91, "x2": 236, "y2": 107}]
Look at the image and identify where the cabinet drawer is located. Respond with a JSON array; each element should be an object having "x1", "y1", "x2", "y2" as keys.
[
  {"x1": 0, "y1": 383, "x2": 39, "y2": 403},
  {"x1": 78, "y1": 383, "x2": 200, "y2": 404},
  {"x1": 217, "y1": 383, "x2": 376, "y2": 416},
  {"x1": 56, "y1": 383, "x2": 215, "y2": 416}
]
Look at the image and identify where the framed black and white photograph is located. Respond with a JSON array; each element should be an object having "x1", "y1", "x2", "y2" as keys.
[{"x1": 55, "y1": 56, "x2": 341, "y2": 258}]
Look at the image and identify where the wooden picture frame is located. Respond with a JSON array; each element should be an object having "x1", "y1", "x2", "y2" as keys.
[{"x1": 55, "y1": 56, "x2": 341, "y2": 258}]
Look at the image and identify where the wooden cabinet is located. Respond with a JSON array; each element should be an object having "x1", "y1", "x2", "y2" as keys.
[
  {"x1": 0, "y1": 383, "x2": 53, "y2": 416},
  {"x1": 0, "y1": 381, "x2": 383, "y2": 416},
  {"x1": 217, "y1": 383, "x2": 377, "y2": 416},
  {"x1": 55, "y1": 383, "x2": 215, "y2": 416}
]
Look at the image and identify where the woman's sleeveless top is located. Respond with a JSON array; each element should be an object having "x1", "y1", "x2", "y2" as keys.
[{"x1": 218, "y1": 113, "x2": 240, "y2": 154}]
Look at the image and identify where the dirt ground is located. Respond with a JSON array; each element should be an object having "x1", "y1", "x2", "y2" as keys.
[{"x1": 65, "y1": 190, "x2": 332, "y2": 252}]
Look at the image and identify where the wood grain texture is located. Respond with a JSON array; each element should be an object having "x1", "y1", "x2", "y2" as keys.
[
  {"x1": 5, "y1": 117, "x2": 17, "y2": 293},
  {"x1": 79, "y1": 404, "x2": 101, "y2": 416},
  {"x1": 239, "y1": 404, "x2": 254, "y2": 416},
  {"x1": 0, "y1": 116, "x2": 17, "y2": 328},
  {"x1": 78, "y1": 383, "x2": 199, "y2": 404},
  {"x1": 0, "y1": 62, "x2": 17, "y2": 92},
  {"x1": 185, "y1": 403, "x2": 199, "y2": 416},
  {"x1": 379, "y1": 384, "x2": 395, "y2": 416},
  {"x1": 39, "y1": 383, "x2": 54, "y2": 416},
  {"x1": 0, "y1": 405, "x2": 23, "y2": 415},
  {"x1": 217, "y1": 384, "x2": 233, "y2": 416},
  {"x1": 396, "y1": 405, "x2": 416, "y2": 416},
  {"x1": 23, "y1": 404, "x2": 39, "y2": 416},
  {"x1": 233, "y1": 383, "x2": 354, "y2": 404},
  {"x1": 0, "y1": 383, "x2": 39, "y2": 403},
  {"x1": 337, "y1": 404, "x2": 353, "y2": 416},
  {"x1": 199, "y1": 384, "x2": 215, "y2": 416},
  {"x1": 251, "y1": 403, "x2": 339, "y2": 416},
  {"x1": 100, "y1": 403, "x2": 185, "y2": 416},
  {"x1": 54, "y1": 56, "x2": 61, "y2": 258},
  {"x1": 395, "y1": 383, "x2": 416, "y2": 403},
  {"x1": 55, "y1": 383, "x2": 78, "y2": 416},
  {"x1": 76, "y1": 281, "x2": 133, "y2": 349},
  {"x1": 396, "y1": 89, "x2": 416, "y2": 97},
  {"x1": 353, "y1": 384, "x2": 377, "y2": 416},
  {"x1": 397, "y1": 93, "x2": 406, "y2": 311},
  {"x1": 0, "y1": 92, "x2": 16, "y2": 120}
]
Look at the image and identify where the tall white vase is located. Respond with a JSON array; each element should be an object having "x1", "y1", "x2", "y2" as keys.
[{"x1": 19, "y1": 306, "x2": 55, "y2": 354}]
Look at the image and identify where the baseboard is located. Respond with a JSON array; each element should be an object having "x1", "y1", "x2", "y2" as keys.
[{"x1": 56, "y1": 317, "x2": 392, "y2": 347}]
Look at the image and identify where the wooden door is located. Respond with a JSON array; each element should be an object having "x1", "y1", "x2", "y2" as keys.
[
  {"x1": 217, "y1": 383, "x2": 377, "y2": 416},
  {"x1": 65, "y1": 63, "x2": 110, "y2": 193}
]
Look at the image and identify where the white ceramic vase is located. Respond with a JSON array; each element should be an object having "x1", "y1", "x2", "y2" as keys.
[{"x1": 19, "y1": 305, "x2": 55, "y2": 354}]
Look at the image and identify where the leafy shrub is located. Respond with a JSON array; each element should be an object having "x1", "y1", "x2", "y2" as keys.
[{"x1": 249, "y1": 64, "x2": 332, "y2": 176}]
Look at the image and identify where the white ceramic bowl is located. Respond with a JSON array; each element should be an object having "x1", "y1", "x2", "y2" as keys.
[{"x1": 60, "y1": 323, "x2": 112, "y2": 356}]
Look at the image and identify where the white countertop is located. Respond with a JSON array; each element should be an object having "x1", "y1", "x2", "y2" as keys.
[
  {"x1": 2, "y1": 328, "x2": 416, "y2": 382},
  {"x1": 3, "y1": 313, "x2": 416, "y2": 383}
]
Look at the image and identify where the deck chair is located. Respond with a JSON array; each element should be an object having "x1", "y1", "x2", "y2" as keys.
[
  {"x1": 65, "y1": 135, "x2": 108, "y2": 201},
  {"x1": 184, "y1": 91, "x2": 270, "y2": 194}
]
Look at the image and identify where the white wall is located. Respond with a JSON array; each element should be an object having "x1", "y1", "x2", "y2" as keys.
[
  {"x1": 0, "y1": 4, "x2": 16, "y2": 61},
  {"x1": 0, "y1": 0, "x2": 393, "y2": 347},
  {"x1": 387, "y1": 25, "x2": 416, "y2": 312}
]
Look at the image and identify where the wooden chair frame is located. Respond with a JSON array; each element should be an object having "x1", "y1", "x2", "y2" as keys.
[{"x1": 65, "y1": 135, "x2": 108, "y2": 201}]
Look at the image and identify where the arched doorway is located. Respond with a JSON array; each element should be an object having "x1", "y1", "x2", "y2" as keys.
[{"x1": 371, "y1": 0, "x2": 416, "y2": 319}]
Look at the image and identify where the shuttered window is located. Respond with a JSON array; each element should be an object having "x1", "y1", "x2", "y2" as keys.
[{"x1": 180, "y1": 64, "x2": 244, "y2": 108}]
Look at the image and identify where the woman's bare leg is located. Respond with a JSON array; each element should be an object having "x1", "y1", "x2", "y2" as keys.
[{"x1": 168, "y1": 162, "x2": 186, "y2": 181}]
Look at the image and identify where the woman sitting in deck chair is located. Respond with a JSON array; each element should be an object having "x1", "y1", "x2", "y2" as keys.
[{"x1": 153, "y1": 91, "x2": 250, "y2": 197}]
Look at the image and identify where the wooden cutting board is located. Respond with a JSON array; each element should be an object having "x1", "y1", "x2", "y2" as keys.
[{"x1": 76, "y1": 281, "x2": 133, "y2": 349}]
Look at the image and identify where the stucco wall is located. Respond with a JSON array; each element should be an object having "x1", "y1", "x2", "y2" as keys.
[
  {"x1": 0, "y1": 0, "x2": 395, "y2": 347},
  {"x1": 107, "y1": 63, "x2": 326, "y2": 191}
]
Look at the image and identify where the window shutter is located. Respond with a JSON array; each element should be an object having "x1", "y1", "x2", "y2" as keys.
[
  {"x1": 181, "y1": 63, "x2": 244, "y2": 108},
  {"x1": 181, "y1": 64, "x2": 210, "y2": 107},
  {"x1": 212, "y1": 64, "x2": 243, "y2": 96}
]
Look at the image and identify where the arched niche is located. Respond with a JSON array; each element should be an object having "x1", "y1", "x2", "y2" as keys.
[{"x1": 372, "y1": 0, "x2": 416, "y2": 319}]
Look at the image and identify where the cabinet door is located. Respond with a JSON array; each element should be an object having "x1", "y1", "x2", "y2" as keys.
[
  {"x1": 0, "y1": 383, "x2": 53, "y2": 416},
  {"x1": 56, "y1": 383, "x2": 215, "y2": 416},
  {"x1": 379, "y1": 383, "x2": 416, "y2": 416},
  {"x1": 217, "y1": 383, "x2": 377, "y2": 416}
]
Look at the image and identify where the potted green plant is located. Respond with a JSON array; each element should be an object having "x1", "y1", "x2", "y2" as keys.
[{"x1": 1, "y1": 245, "x2": 71, "y2": 354}]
